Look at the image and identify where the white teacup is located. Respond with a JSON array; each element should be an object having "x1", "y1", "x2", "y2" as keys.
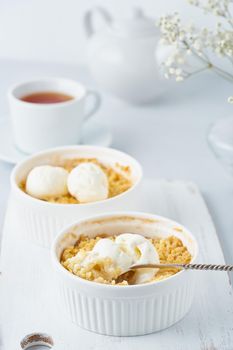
[{"x1": 8, "y1": 78, "x2": 101, "y2": 154}]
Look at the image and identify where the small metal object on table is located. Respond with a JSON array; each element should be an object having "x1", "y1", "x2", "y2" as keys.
[{"x1": 20, "y1": 333, "x2": 54, "y2": 349}]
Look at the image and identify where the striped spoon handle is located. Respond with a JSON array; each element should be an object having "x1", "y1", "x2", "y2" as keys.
[
  {"x1": 176, "y1": 263, "x2": 233, "y2": 271},
  {"x1": 131, "y1": 263, "x2": 233, "y2": 271}
]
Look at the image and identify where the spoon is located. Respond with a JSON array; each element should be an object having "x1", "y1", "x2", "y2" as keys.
[
  {"x1": 116, "y1": 263, "x2": 233, "y2": 284},
  {"x1": 20, "y1": 333, "x2": 54, "y2": 349}
]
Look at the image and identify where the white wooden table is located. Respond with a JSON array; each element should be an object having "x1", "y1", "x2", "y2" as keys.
[{"x1": 0, "y1": 60, "x2": 233, "y2": 349}]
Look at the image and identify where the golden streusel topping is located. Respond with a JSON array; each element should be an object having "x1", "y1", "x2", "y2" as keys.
[
  {"x1": 61, "y1": 235, "x2": 191, "y2": 285},
  {"x1": 20, "y1": 158, "x2": 132, "y2": 204}
]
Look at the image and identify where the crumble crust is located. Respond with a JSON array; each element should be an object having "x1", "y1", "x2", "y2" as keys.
[
  {"x1": 20, "y1": 158, "x2": 132, "y2": 204},
  {"x1": 61, "y1": 235, "x2": 191, "y2": 285}
]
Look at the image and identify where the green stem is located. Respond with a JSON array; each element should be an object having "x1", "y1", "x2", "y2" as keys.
[
  {"x1": 211, "y1": 65, "x2": 233, "y2": 82},
  {"x1": 183, "y1": 40, "x2": 233, "y2": 82},
  {"x1": 186, "y1": 65, "x2": 210, "y2": 77},
  {"x1": 224, "y1": 7, "x2": 233, "y2": 29}
]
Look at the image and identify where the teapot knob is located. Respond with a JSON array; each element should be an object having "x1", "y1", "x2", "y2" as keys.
[{"x1": 84, "y1": 6, "x2": 112, "y2": 38}]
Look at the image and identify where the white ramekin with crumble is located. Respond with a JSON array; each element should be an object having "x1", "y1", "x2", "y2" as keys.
[
  {"x1": 51, "y1": 212, "x2": 198, "y2": 336},
  {"x1": 10, "y1": 146, "x2": 142, "y2": 248}
]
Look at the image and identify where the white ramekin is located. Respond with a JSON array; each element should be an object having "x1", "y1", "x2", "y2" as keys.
[
  {"x1": 10, "y1": 146, "x2": 142, "y2": 248},
  {"x1": 52, "y1": 212, "x2": 198, "y2": 336}
]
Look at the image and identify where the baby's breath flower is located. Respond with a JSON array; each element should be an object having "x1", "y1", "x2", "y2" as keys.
[
  {"x1": 212, "y1": 30, "x2": 233, "y2": 57},
  {"x1": 188, "y1": 0, "x2": 233, "y2": 19},
  {"x1": 176, "y1": 76, "x2": 184, "y2": 82},
  {"x1": 157, "y1": 1, "x2": 233, "y2": 83}
]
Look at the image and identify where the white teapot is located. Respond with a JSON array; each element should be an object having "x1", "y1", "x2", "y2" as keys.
[{"x1": 84, "y1": 7, "x2": 162, "y2": 104}]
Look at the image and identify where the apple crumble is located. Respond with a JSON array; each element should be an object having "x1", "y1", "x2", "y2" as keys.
[
  {"x1": 61, "y1": 234, "x2": 192, "y2": 285},
  {"x1": 20, "y1": 158, "x2": 132, "y2": 204}
]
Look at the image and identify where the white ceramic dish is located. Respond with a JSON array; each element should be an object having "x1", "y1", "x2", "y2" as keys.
[
  {"x1": 10, "y1": 146, "x2": 142, "y2": 248},
  {"x1": 52, "y1": 212, "x2": 198, "y2": 336},
  {"x1": 0, "y1": 118, "x2": 112, "y2": 164}
]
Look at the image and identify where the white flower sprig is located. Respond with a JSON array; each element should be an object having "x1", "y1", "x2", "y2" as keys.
[
  {"x1": 187, "y1": 0, "x2": 233, "y2": 23},
  {"x1": 158, "y1": 0, "x2": 233, "y2": 82}
]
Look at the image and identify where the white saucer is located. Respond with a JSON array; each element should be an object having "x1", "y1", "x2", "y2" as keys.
[{"x1": 0, "y1": 118, "x2": 112, "y2": 164}]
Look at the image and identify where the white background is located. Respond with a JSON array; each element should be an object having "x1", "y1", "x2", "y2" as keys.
[
  {"x1": 0, "y1": 0, "x2": 216, "y2": 64},
  {"x1": 1, "y1": 2, "x2": 233, "y2": 347}
]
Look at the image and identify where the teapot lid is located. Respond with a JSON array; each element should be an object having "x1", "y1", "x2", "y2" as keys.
[{"x1": 111, "y1": 8, "x2": 158, "y2": 38}]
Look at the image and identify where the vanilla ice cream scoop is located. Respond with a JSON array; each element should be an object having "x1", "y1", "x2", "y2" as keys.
[
  {"x1": 75, "y1": 233, "x2": 159, "y2": 284},
  {"x1": 67, "y1": 163, "x2": 109, "y2": 203},
  {"x1": 116, "y1": 233, "x2": 160, "y2": 283},
  {"x1": 26, "y1": 165, "x2": 68, "y2": 200},
  {"x1": 91, "y1": 238, "x2": 132, "y2": 272}
]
